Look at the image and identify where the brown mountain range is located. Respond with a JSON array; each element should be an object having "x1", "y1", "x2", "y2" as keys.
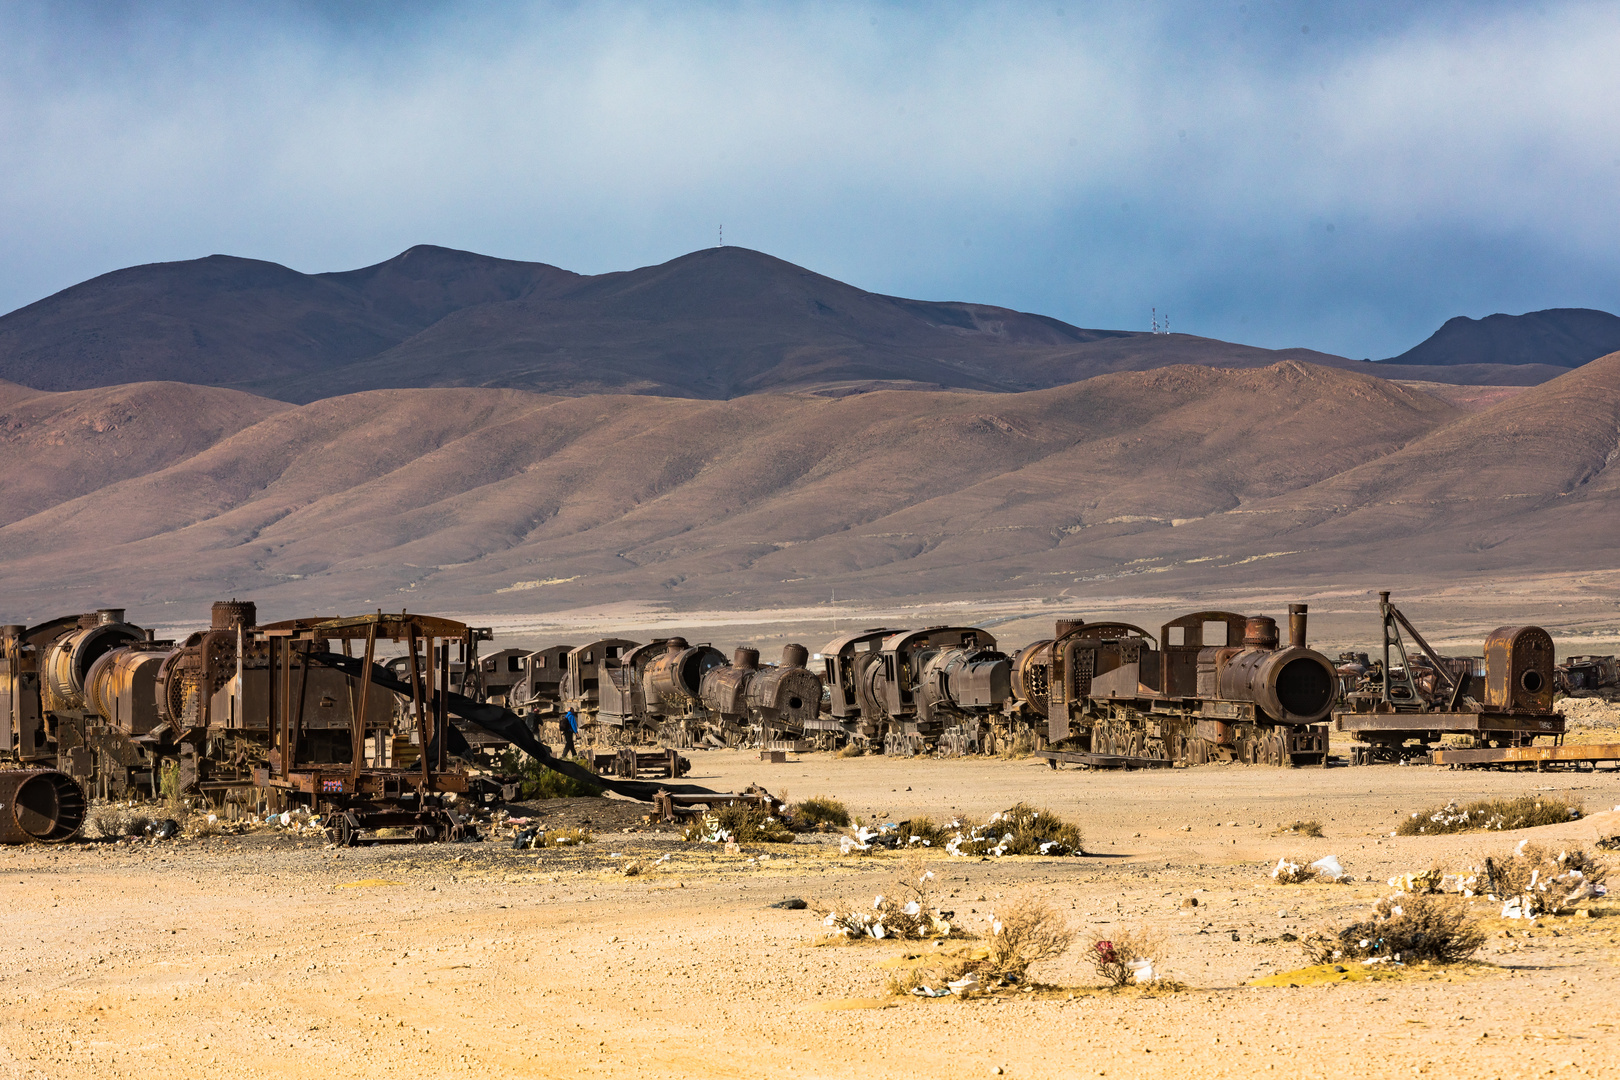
[
  {"x1": 0, "y1": 245, "x2": 1573, "y2": 404},
  {"x1": 4, "y1": 354, "x2": 1615, "y2": 627}
]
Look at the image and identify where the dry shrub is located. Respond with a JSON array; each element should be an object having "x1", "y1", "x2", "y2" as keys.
[
  {"x1": 621, "y1": 859, "x2": 645, "y2": 876},
  {"x1": 983, "y1": 895, "x2": 1078, "y2": 981},
  {"x1": 944, "y1": 803, "x2": 1083, "y2": 857},
  {"x1": 495, "y1": 750, "x2": 604, "y2": 800},
  {"x1": 1597, "y1": 834, "x2": 1620, "y2": 852},
  {"x1": 1270, "y1": 855, "x2": 1319, "y2": 884},
  {"x1": 1087, "y1": 926, "x2": 1166, "y2": 987},
  {"x1": 1396, "y1": 795, "x2": 1580, "y2": 836},
  {"x1": 895, "y1": 817, "x2": 949, "y2": 847},
  {"x1": 838, "y1": 742, "x2": 866, "y2": 758},
  {"x1": 820, "y1": 853, "x2": 954, "y2": 941},
  {"x1": 540, "y1": 827, "x2": 593, "y2": 847},
  {"x1": 885, "y1": 892, "x2": 1079, "y2": 995},
  {"x1": 1484, "y1": 843, "x2": 1607, "y2": 915},
  {"x1": 792, "y1": 796, "x2": 851, "y2": 830},
  {"x1": 124, "y1": 814, "x2": 152, "y2": 838},
  {"x1": 187, "y1": 814, "x2": 222, "y2": 839},
  {"x1": 682, "y1": 804, "x2": 795, "y2": 844},
  {"x1": 1303, "y1": 894, "x2": 1484, "y2": 965},
  {"x1": 86, "y1": 806, "x2": 126, "y2": 840},
  {"x1": 1276, "y1": 820, "x2": 1325, "y2": 838}
]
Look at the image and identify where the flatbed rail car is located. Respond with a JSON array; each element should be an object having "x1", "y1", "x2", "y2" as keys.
[
  {"x1": 1004, "y1": 605, "x2": 1335, "y2": 767},
  {"x1": 1334, "y1": 592, "x2": 1565, "y2": 764}
]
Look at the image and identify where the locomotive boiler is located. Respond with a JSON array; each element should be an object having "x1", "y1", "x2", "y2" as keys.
[
  {"x1": 818, "y1": 626, "x2": 1011, "y2": 756},
  {"x1": 1005, "y1": 605, "x2": 1335, "y2": 766}
]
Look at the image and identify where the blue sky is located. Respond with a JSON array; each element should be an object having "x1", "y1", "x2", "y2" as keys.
[{"x1": 1, "y1": 1, "x2": 1616, "y2": 359}]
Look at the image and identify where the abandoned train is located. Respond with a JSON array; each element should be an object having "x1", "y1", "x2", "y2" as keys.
[{"x1": 0, "y1": 592, "x2": 1573, "y2": 828}]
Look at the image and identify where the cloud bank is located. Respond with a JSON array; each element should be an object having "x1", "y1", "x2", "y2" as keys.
[{"x1": 1, "y1": 0, "x2": 1616, "y2": 359}]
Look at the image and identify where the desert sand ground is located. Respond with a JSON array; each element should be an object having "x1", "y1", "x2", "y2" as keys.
[{"x1": 2, "y1": 745, "x2": 1619, "y2": 1080}]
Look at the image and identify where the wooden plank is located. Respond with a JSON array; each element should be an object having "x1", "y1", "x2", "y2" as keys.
[
  {"x1": 1035, "y1": 750, "x2": 1173, "y2": 769},
  {"x1": 1428, "y1": 743, "x2": 1620, "y2": 765}
]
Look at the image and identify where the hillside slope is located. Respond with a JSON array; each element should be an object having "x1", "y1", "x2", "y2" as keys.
[
  {"x1": 0, "y1": 362, "x2": 1466, "y2": 620},
  {"x1": 1384, "y1": 308, "x2": 1620, "y2": 368}
]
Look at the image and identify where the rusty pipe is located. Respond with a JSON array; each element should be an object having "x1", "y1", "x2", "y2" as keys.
[
  {"x1": 1288, "y1": 604, "x2": 1308, "y2": 649},
  {"x1": 0, "y1": 770, "x2": 86, "y2": 844}
]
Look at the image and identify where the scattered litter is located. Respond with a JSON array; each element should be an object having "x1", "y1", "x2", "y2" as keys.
[
  {"x1": 1310, "y1": 856, "x2": 1347, "y2": 882},
  {"x1": 771, "y1": 898, "x2": 808, "y2": 910},
  {"x1": 910, "y1": 986, "x2": 951, "y2": 998},
  {"x1": 947, "y1": 973, "x2": 982, "y2": 995}
]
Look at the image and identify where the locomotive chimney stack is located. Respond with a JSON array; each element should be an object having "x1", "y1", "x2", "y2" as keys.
[{"x1": 1289, "y1": 604, "x2": 1308, "y2": 649}]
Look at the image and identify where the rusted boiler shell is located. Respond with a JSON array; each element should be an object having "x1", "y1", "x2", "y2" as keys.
[
  {"x1": 1484, "y1": 626, "x2": 1555, "y2": 713},
  {"x1": 0, "y1": 769, "x2": 86, "y2": 844},
  {"x1": 41, "y1": 613, "x2": 143, "y2": 710},
  {"x1": 1009, "y1": 639, "x2": 1055, "y2": 716},
  {"x1": 747, "y1": 665, "x2": 822, "y2": 726},
  {"x1": 644, "y1": 640, "x2": 727, "y2": 707},
  {"x1": 83, "y1": 646, "x2": 169, "y2": 734},
  {"x1": 700, "y1": 663, "x2": 755, "y2": 716},
  {"x1": 1213, "y1": 646, "x2": 1336, "y2": 723},
  {"x1": 926, "y1": 648, "x2": 1011, "y2": 710}
]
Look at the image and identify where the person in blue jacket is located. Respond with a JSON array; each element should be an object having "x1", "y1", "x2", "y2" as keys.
[{"x1": 562, "y1": 707, "x2": 578, "y2": 757}]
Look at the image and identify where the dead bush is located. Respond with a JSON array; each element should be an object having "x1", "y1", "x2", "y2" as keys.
[
  {"x1": 791, "y1": 796, "x2": 850, "y2": 830},
  {"x1": 1276, "y1": 819, "x2": 1325, "y2": 838},
  {"x1": 683, "y1": 803, "x2": 795, "y2": 844},
  {"x1": 819, "y1": 853, "x2": 955, "y2": 941},
  {"x1": 1397, "y1": 795, "x2": 1580, "y2": 836},
  {"x1": 1483, "y1": 843, "x2": 1607, "y2": 915},
  {"x1": 86, "y1": 806, "x2": 126, "y2": 840},
  {"x1": 982, "y1": 894, "x2": 1078, "y2": 981},
  {"x1": 944, "y1": 803, "x2": 1083, "y2": 857},
  {"x1": 1302, "y1": 894, "x2": 1485, "y2": 965},
  {"x1": 1270, "y1": 855, "x2": 1318, "y2": 884},
  {"x1": 1087, "y1": 926, "x2": 1166, "y2": 987},
  {"x1": 837, "y1": 742, "x2": 866, "y2": 758},
  {"x1": 540, "y1": 827, "x2": 593, "y2": 848}
]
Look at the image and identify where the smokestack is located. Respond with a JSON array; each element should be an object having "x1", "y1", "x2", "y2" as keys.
[
  {"x1": 1289, "y1": 604, "x2": 1308, "y2": 649},
  {"x1": 781, "y1": 643, "x2": 809, "y2": 669},
  {"x1": 1054, "y1": 619, "x2": 1084, "y2": 638},
  {"x1": 733, "y1": 647, "x2": 760, "y2": 670},
  {"x1": 96, "y1": 608, "x2": 126, "y2": 626}
]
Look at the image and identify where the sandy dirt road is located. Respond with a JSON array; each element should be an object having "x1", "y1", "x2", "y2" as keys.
[{"x1": 2, "y1": 753, "x2": 1619, "y2": 1080}]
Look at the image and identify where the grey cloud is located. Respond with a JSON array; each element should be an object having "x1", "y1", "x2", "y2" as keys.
[{"x1": 0, "y1": 0, "x2": 1615, "y2": 359}]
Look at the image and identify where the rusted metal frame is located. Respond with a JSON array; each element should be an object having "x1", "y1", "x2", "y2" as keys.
[
  {"x1": 292, "y1": 639, "x2": 313, "y2": 776},
  {"x1": 268, "y1": 636, "x2": 280, "y2": 777},
  {"x1": 1387, "y1": 605, "x2": 1462, "y2": 702},
  {"x1": 1379, "y1": 593, "x2": 1422, "y2": 708},
  {"x1": 406, "y1": 626, "x2": 427, "y2": 778},
  {"x1": 436, "y1": 633, "x2": 450, "y2": 773},
  {"x1": 352, "y1": 622, "x2": 377, "y2": 785}
]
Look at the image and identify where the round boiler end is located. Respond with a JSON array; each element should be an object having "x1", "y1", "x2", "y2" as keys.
[
  {"x1": 1274, "y1": 656, "x2": 1335, "y2": 719},
  {"x1": 0, "y1": 770, "x2": 87, "y2": 844}
]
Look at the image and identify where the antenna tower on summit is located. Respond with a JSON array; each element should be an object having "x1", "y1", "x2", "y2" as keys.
[
  {"x1": 1151, "y1": 307, "x2": 1158, "y2": 334},
  {"x1": 718, "y1": 224, "x2": 723, "y2": 247}
]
